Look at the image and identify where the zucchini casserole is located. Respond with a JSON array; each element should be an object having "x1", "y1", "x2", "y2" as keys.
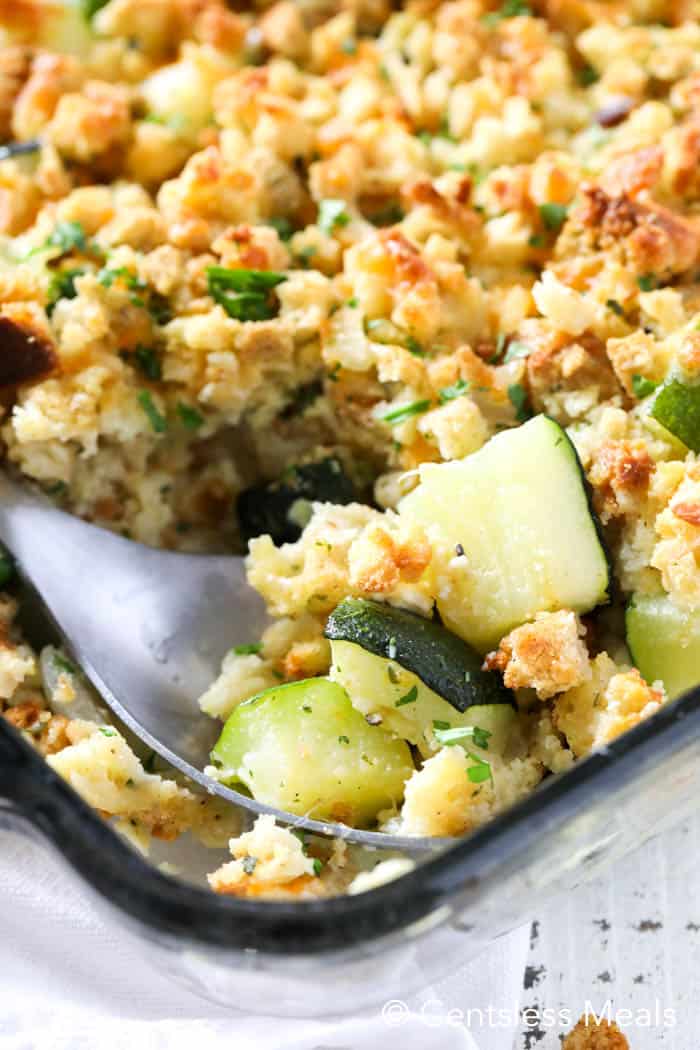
[{"x1": 1, "y1": 0, "x2": 700, "y2": 899}]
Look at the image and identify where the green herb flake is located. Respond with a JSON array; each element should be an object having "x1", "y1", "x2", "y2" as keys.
[
  {"x1": 241, "y1": 855, "x2": 258, "y2": 875},
  {"x1": 395, "y1": 685, "x2": 418, "y2": 707},
  {"x1": 467, "y1": 752, "x2": 493, "y2": 784},
  {"x1": 207, "y1": 266, "x2": 287, "y2": 322},
  {"x1": 528, "y1": 233, "x2": 545, "y2": 248},
  {"x1": 632, "y1": 374, "x2": 658, "y2": 399},
  {"x1": 137, "y1": 390, "x2": 167, "y2": 434},
  {"x1": 177, "y1": 402, "x2": 204, "y2": 430},
  {"x1": 312, "y1": 858, "x2": 323, "y2": 876},
  {"x1": 433, "y1": 725, "x2": 492, "y2": 749},
  {"x1": 405, "y1": 335, "x2": 425, "y2": 356},
  {"x1": 481, "y1": 0, "x2": 532, "y2": 25},
  {"x1": 432, "y1": 719, "x2": 451, "y2": 732},
  {"x1": 381, "y1": 399, "x2": 431, "y2": 425},
  {"x1": 46, "y1": 268, "x2": 85, "y2": 315},
  {"x1": 53, "y1": 652, "x2": 77, "y2": 675},
  {"x1": 81, "y1": 0, "x2": 110, "y2": 19},
  {"x1": 539, "y1": 203, "x2": 568, "y2": 231},
  {"x1": 129, "y1": 345, "x2": 161, "y2": 381},
  {"x1": 268, "y1": 217, "x2": 294, "y2": 241},
  {"x1": 637, "y1": 273, "x2": 657, "y2": 292},
  {"x1": 346, "y1": 296, "x2": 358, "y2": 308},
  {"x1": 35, "y1": 221, "x2": 88, "y2": 257},
  {"x1": 503, "y1": 341, "x2": 531, "y2": 363},
  {"x1": 507, "y1": 383, "x2": 531, "y2": 422},
  {"x1": 606, "y1": 299, "x2": 625, "y2": 318},
  {"x1": 318, "y1": 199, "x2": 351, "y2": 236},
  {"x1": 438, "y1": 378, "x2": 470, "y2": 404},
  {"x1": 98, "y1": 266, "x2": 145, "y2": 292},
  {"x1": 232, "y1": 643, "x2": 262, "y2": 656},
  {"x1": 577, "y1": 64, "x2": 599, "y2": 86},
  {"x1": 302, "y1": 705, "x2": 313, "y2": 713},
  {"x1": 338, "y1": 734, "x2": 350, "y2": 744},
  {"x1": 99, "y1": 726, "x2": 117, "y2": 738}
]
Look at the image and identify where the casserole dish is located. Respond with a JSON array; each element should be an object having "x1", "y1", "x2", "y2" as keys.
[{"x1": 2, "y1": 681, "x2": 699, "y2": 1016}]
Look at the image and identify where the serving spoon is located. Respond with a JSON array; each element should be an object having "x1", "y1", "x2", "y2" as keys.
[{"x1": 0, "y1": 473, "x2": 442, "y2": 853}]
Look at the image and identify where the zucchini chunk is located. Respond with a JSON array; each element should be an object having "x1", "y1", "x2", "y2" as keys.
[
  {"x1": 211, "y1": 678, "x2": 414, "y2": 826},
  {"x1": 650, "y1": 379, "x2": 700, "y2": 453},
  {"x1": 329, "y1": 636, "x2": 516, "y2": 757},
  {"x1": 237, "y1": 457, "x2": 356, "y2": 545},
  {"x1": 626, "y1": 593, "x2": 700, "y2": 700},
  {"x1": 399, "y1": 415, "x2": 610, "y2": 652},
  {"x1": 325, "y1": 598, "x2": 513, "y2": 712}
]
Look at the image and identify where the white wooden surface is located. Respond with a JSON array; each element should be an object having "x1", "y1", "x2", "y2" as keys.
[{"x1": 514, "y1": 818, "x2": 699, "y2": 1049}]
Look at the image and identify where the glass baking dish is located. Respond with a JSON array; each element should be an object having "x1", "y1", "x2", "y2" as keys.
[{"x1": 2, "y1": 675, "x2": 700, "y2": 1017}]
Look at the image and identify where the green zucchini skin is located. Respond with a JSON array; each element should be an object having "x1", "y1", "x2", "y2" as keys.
[
  {"x1": 650, "y1": 379, "x2": 700, "y2": 453},
  {"x1": 324, "y1": 598, "x2": 514, "y2": 713}
]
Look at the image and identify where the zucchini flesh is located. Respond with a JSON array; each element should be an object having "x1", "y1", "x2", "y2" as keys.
[
  {"x1": 626, "y1": 594, "x2": 700, "y2": 700},
  {"x1": 211, "y1": 678, "x2": 414, "y2": 826},
  {"x1": 325, "y1": 598, "x2": 513, "y2": 712},
  {"x1": 650, "y1": 379, "x2": 700, "y2": 453},
  {"x1": 329, "y1": 638, "x2": 516, "y2": 757},
  {"x1": 399, "y1": 414, "x2": 610, "y2": 652}
]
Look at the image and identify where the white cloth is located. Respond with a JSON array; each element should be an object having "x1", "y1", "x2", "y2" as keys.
[{"x1": 0, "y1": 829, "x2": 530, "y2": 1050}]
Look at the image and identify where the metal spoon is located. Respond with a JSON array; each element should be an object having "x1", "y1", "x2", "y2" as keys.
[{"x1": 0, "y1": 474, "x2": 442, "y2": 853}]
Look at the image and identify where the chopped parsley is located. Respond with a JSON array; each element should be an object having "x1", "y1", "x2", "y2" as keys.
[
  {"x1": 177, "y1": 402, "x2": 204, "y2": 429},
  {"x1": 433, "y1": 724, "x2": 491, "y2": 749},
  {"x1": 395, "y1": 685, "x2": 418, "y2": 707},
  {"x1": 98, "y1": 266, "x2": 146, "y2": 292},
  {"x1": 503, "y1": 340, "x2": 531, "y2": 363},
  {"x1": 577, "y1": 64, "x2": 600, "y2": 86},
  {"x1": 381, "y1": 399, "x2": 431, "y2": 425},
  {"x1": 368, "y1": 203, "x2": 404, "y2": 227},
  {"x1": 312, "y1": 858, "x2": 324, "y2": 877},
  {"x1": 268, "y1": 217, "x2": 294, "y2": 241},
  {"x1": 528, "y1": 233, "x2": 545, "y2": 248},
  {"x1": 481, "y1": 0, "x2": 532, "y2": 25},
  {"x1": 44, "y1": 221, "x2": 88, "y2": 254},
  {"x1": 318, "y1": 199, "x2": 351, "y2": 236},
  {"x1": 507, "y1": 383, "x2": 531, "y2": 422},
  {"x1": 539, "y1": 203, "x2": 568, "y2": 231},
  {"x1": 241, "y1": 855, "x2": 258, "y2": 875},
  {"x1": 46, "y1": 268, "x2": 85, "y2": 315},
  {"x1": 432, "y1": 719, "x2": 451, "y2": 732},
  {"x1": 98, "y1": 726, "x2": 117, "y2": 737},
  {"x1": 606, "y1": 298, "x2": 625, "y2": 318},
  {"x1": 338, "y1": 734, "x2": 350, "y2": 744},
  {"x1": 53, "y1": 652, "x2": 77, "y2": 675},
  {"x1": 632, "y1": 374, "x2": 659, "y2": 399},
  {"x1": 128, "y1": 345, "x2": 162, "y2": 381},
  {"x1": 637, "y1": 273, "x2": 657, "y2": 292},
  {"x1": 438, "y1": 378, "x2": 470, "y2": 403},
  {"x1": 207, "y1": 266, "x2": 287, "y2": 322},
  {"x1": 467, "y1": 752, "x2": 493, "y2": 784},
  {"x1": 137, "y1": 390, "x2": 167, "y2": 433},
  {"x1": 405, "y1": 335, "x2": 425, "y2": 356},
  {"x1": 232, "y1": 643, "x2": 262, "y2": 656},
  {"x1": 81, "y1": 0, "x2": 110, "y2": 19}
]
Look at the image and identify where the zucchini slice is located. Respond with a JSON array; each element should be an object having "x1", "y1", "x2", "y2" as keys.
[
  {"x1": 237, "y1": 457, "x2": 357, "y2": 545},
  {"x1": 325, "y1": 598, "x2": 513, "y2": 712},
  {"x1": 329, "y1": 636, "x2": 516, "y2": 757},
  {"x1": 650, "y1": 379, "x2": 700, "y2": 453},
  {"x1": 399, "y1": 414, "x2": 610, "y2": 652},
  {"x1": 211, "y1": 678, "x2": 414, "y2": 827},
  {"x1": 626, "y1": 593, "x2": 700, "y2": 700}
]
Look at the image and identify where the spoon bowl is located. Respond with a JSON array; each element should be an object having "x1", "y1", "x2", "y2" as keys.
[{"x1": 0, "y1": 474, "x2": 443, "y2": 853}]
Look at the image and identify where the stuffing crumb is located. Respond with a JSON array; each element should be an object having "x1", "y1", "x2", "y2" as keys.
[
  {"x1": 207, "y1": 815, "x2": 317, "y2": 898},
  {"x1": 562, "y1": 1017, "x2": 630, "y2": 1050},
  {"x1": 484, "y1": 611, "x2": 592, "y2": 700}
]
